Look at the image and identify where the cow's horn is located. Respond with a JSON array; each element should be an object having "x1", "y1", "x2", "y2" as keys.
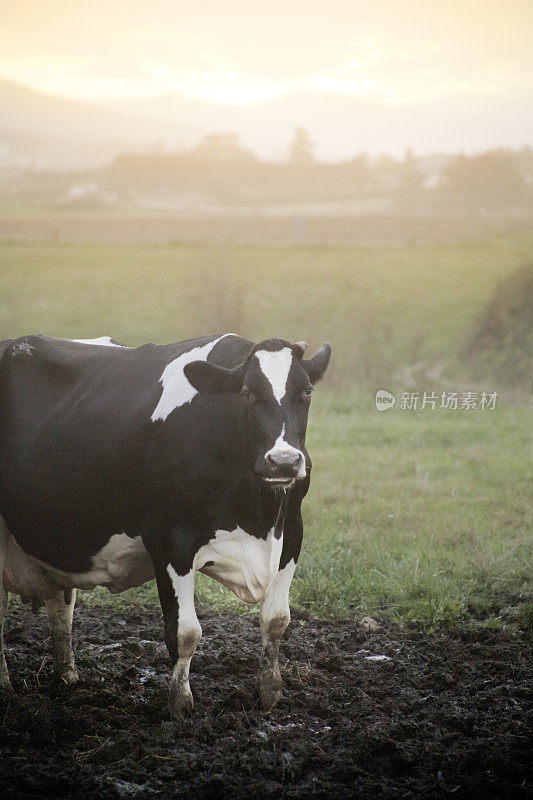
[{"x1": 295, "y1": 341, "x2": 308, "y2": 354}]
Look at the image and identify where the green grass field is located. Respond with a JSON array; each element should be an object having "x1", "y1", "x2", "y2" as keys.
[{"x1": 1, "y1": 237, "x2": 532, "y2": 627}]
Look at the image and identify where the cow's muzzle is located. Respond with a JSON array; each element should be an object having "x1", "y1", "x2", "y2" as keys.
[{"x1": 255, "y1": 442, "x2": 306, "y2": 487}]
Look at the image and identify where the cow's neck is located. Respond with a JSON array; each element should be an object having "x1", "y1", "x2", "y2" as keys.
[{"x1": 230, "y1": 474, "x2": 290, "y2": 538}]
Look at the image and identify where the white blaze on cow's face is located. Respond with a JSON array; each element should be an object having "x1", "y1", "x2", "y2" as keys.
[
  {"x1": 254, "y1": 348, "x2": 293, "y2": 404},
  {"x1": 244, "y1": 345, "x2": 311, "y2": 488}
]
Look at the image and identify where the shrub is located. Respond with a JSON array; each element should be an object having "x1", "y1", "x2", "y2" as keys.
[{"x1": 463, "y1": 263, "x2": 533, "y2": 391}]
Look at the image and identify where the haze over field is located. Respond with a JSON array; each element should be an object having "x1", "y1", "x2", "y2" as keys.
[{"x1": 1, "y1": 0, "x2": 532, "y2": 166}]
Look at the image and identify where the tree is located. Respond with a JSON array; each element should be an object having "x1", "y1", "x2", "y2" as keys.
[{"x1": 289, "y1": 127, "x2": 315, "y2": 164}]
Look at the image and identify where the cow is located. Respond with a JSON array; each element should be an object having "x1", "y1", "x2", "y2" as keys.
[{"x1": 0, "y1": 333, "x2": 330, "y2": 714}]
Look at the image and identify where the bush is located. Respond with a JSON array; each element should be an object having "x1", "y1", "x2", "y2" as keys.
[{"x1": 463, "y1": 263, "x2": 533, "y2": 391}]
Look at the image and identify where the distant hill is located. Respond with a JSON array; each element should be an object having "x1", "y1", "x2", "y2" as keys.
[
  {"x1": 1, "y1": 77, "x2": 532, "y2": 169},
  {"x1": 0, "y1": 79, "x2": 157, "y2": 168},
  {"x1": 0, "y1": 79, "x2": 140, "y2": 136}
]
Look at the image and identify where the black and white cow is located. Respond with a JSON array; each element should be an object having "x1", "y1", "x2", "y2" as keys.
[{"x1": 0, "y1": 333, "x2": 330, "y2": 713}]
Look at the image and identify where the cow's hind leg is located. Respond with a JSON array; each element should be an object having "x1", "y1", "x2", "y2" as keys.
[
  {"x1": 0, "y1": 589, "x2": 12, "y2": 692},
  {"x1": 45, "y1": 589, "x2": 79, "y2": 684},
  {"x1": 257, "y1": 559, "x2": 296, "y2": 710},
  {"x1": 0, "y1": 519, "x2": 12, "y2": 692}
]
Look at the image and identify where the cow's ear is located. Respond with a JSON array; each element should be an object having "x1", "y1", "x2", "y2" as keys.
[
  {"x1": 303, "y1": 342, "x2": 332, "y2": 384},
  {"x1": 293, "y1": 341, "x2": 308, "y2": 358},
  {"x1": 184, "y1": 360, "x2": 245, "y2": 394}
]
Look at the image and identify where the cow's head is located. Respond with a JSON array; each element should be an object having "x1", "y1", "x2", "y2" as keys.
[{"x1": 184, "y1": 339, "x2": 331, "y2": 489}]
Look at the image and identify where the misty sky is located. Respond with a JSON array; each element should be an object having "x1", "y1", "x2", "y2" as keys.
[
  {"x1": 1, "y1": 0, "x2": 532, "y2": 160},
  {"x1": 1, "y1": 0, "x2": 531, "y2": 105}
]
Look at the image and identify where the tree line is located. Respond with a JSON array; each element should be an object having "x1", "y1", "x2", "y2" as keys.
[{"x1": 104, "y1": 130, "x2": 533, "y2": 214}]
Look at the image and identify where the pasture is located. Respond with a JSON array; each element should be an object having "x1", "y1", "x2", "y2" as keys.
[
  {"x1": 1, "y1": 237, "x2": 531, "y2": 626},
  {"x1": 1, "y1": 234, "x2": 531, "y2": 798}
]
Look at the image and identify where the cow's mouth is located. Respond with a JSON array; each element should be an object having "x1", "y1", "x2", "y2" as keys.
[{"x1": 259, "y1": 475, "x2": 296, "y2": 489}]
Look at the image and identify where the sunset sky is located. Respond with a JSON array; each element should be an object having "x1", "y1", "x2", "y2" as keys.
[{"x1": 1, "y1": 0, "x2": 531, "y2": 107}]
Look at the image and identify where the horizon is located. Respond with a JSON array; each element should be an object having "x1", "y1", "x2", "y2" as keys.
[{"x1": 2, "y1": 74, "x2": 532, "y2": 163}]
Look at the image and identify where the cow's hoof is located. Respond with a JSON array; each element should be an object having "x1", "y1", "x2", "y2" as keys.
[
  {"x1": 169, "y1": 686, "x2": 195, "y2": 716},
  {"x1": 0, "y1": 678, "x2": 14, "y2": 695},
  {"x1": 259, "y1": 687, "x2": 282, "y2": 711},
  {"x1": 58, "y1": 669, "x2": 79, "y2": 686},
  {"x1": 257, "y1": 672, "x2": 283, "y2": 711}
]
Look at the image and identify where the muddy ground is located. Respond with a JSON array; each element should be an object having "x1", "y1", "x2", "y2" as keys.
[{"x1": 0, "y1": 603, "x2": 531, "y2": 799}]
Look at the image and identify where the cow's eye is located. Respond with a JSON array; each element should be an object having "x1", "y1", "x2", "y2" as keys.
[
  {"x1": 241, "y1": 387, "x2": 253, "y2": 401},
  {"x1": 302, "y1": 387, "x2": 313, "y2": 400}
]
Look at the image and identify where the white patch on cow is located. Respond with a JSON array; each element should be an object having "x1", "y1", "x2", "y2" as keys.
[
  {"x1": 1, "y1": 521, "x2": 153, "y2": 599},
  {"x1": 67, "y1": 534, "x2": 154, "y2": 593},
  {"x1": 72, "y1": 336, "x2": 124, "y2": 347},
  {"x1": 259, "y1": 557, "x2": 296, "y2": 642},
  {"x1": 193, "y1": 525, "x2": 284, "y2": 604},
  {"x1": 151, "y1": 333, "x2": 235, "y2": 422},
  {"x1": 166, "y1": 566, "x2": 202, "y2": 646},
  {"x1": 257, "y1": 557, "x2": 296, "y2": 708},
  {"x1": 255, "y1": 347, "x2": 293, "y2": 404},
  {"x1": 166, "y1": 565, "x2": 202, "y2": 706},
  {"x1": 264, "y1": 424, "x2": 306, "y2": 479},
  {"x1": 11, "y1": 340, "x2": 34, "y2": 356}
]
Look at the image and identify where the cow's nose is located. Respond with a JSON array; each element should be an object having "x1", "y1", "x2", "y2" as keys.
[{"x1": 266, "y1": 451, "x2": 303, "y2": 469}]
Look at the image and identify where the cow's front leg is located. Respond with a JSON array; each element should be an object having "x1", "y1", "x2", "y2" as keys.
[
  {"x1": 258, "y1": 558, "x2": 296, "y2": 710},
  {"x1": 45, "y1": 589, "x2": 78, "y2": 684},
  {"x1": 258, "y1": 491, "x2": 305, "y2": 711},
  {"x1": 144, "y1": 525, "x2": 202, "y2": 716},
  {"x1": 165, "y1": 566, "x2": 202, "y2": 714}
]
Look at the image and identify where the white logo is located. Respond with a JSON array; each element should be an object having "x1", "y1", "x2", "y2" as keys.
[{"x1": 375, "y1": 389, "x2": 396, "y2": 411}]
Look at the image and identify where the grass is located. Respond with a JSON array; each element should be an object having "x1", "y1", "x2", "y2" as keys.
[
  {"x1": 2, "y1": 234, "x2": 533, "y2": 386},
  {"x1": 1, "y1": 237, "x2": 532, "y2": 627},
  {"x1": 297, "y1": 392, "x2": 531, "y2": 626}
]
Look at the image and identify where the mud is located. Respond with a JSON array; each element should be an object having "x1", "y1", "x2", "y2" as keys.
[{"x1": 1, "y1": 603, "x2": 531, "y2": 799}]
